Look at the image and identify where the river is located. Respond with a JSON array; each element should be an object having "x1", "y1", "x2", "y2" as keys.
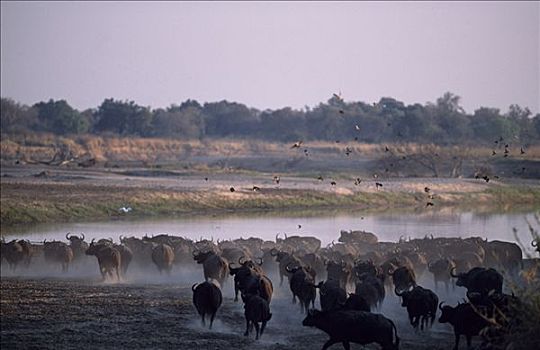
[{"x1": 3, "y1": 210, "x2": 538, "y2": 257}]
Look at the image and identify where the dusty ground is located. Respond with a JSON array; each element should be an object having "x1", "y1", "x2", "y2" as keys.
[{"x1": 1, "y1": 276, "x2": 465, "y2": 350}]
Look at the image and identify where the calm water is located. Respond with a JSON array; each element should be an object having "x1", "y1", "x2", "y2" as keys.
[{"x1": 3, "y1": 211, "x2": 538, "y2": 257}]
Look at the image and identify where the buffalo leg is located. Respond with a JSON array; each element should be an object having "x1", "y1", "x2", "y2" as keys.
[
  {"x1": 453, "y1": 332, "x2": 460, "y2": 350},
  {"x1": 254, "y1": 322, "x2": 260, "y2": 340},
  {"x1": 201, "y1": 313, "x2": 206, "y2": 327},
  {"x1": 466, "y1": 335, "x2": 472, "y2": 349},
  {"x1": 209, "y1": 312, "x2": 216, "y2": 329},
  {"x1": 321, "y1": 338, "x2": 339, "y2": 350},
  {"x1": 116, "y1": 267, "x2": 121, "y2": 282},
  {"x1": 244, "y1": 319, "x2": 250, "y2": 336},
  {"x1": 260, "y1": 321, "x2": 267, "y2": 337},
  {"x1": 342, "y1": 341, "x2": 351, "y2": 350}
]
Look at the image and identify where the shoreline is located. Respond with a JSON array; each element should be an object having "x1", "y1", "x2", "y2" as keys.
[{"x1": 2, "y1": 179, "x2": 539, "y2": 229}]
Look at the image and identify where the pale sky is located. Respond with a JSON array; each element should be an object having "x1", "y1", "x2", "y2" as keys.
[{"x1": 1, "y1": 1, "x2": 539, "y2": 114}]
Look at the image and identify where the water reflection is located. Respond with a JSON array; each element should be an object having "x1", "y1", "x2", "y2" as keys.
[{"x1": 3, "y1": 210, "x2": 538, "y2": 257}]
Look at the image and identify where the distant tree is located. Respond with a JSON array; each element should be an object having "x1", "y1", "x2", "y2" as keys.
[
  {"x1": 202, "y1": 100, "x2": 260, "y2": 137},
  {"x1": 0, "y1": 97, "x2": 38, "y2": 133},
  {"x1": 94, "y1": 99, "x2": 152, "y2": 136},
  {"x1": 151, "y1": 104, "x2": 206, "y2": 139},
  {"x1": 259, "y1": 107, "x2": 306, "y2": 141},
  {"x1": 33, "y1": 99, "x2": 88, "y2": 134},
  {"x1": 471, "y1": 107, "x2": 519, "y2": 143}
]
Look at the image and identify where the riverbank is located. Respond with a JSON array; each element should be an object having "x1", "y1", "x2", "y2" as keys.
[{"x1": 2, "y1": 164, "x2": 539, "y2": 228}]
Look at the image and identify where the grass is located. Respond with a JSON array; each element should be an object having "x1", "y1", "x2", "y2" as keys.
[{"x1": 2, "y1": 181, "x2": 540, "y2": 228}]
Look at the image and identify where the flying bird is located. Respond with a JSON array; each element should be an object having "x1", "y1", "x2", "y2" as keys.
[
  {"x1": 345, "y1": 147, "x2": 352, "y2": 156},
  {"x1": 291, "y1": 141, "x2": 303, "y2": 149},
  {"x1": 330, "y1": 181, "x2": 337, "y2": 186},
  {"x1": 252, "y1": 186, "x2": 261, "y2": 192},
  {"x1": 492, "y1": 150, "x2": 497, "y2": 156},
  {"x1": 333, "y1": 91, "x2": 343, "y2": 102},
  {"x1": 375, "y1": 182, "x2": 383, "y2": 189},
  {"x1": 424, "y1": 187, "x2": 430, "y2": 193},
  {"x1": 317, "y1": 176, "x2": 324, "y2": 181},
  {"x1": 354, "y1": 178, "x2": 362, "y2": 186},
  {"x1": 298, "y1": 224, "x2": 302, "y2": 229},
  {"x1": 426, "y1": 202, "x2": 434, "y2": 207},
  {"x1": 355, "y1": 125, "x2": 361, "y2": 131},
  {"x1": 385, "y1": 146, "x2": 390, "y2": 152},
  {"x1": 520, "y1": 147, "x2": 525, "y2": 155},
  {"x1": 273, "y1": 175, "x2": 280, "y2": 184}
]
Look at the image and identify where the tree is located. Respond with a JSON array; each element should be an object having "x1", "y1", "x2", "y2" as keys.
[
  {"x1": 94, "y1": 99, "x2": 153, "y2": 136},
  {"x1": 0, "y1": 98, "x2": 38, "y2": 133},
  {"x1": 151, "y1": 105, "x2": 206, "y2": 139},
  {"x1": 33, "y1": 99, "x2": 88, "y2": 134}
]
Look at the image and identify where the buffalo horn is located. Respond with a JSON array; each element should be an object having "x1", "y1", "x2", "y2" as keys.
[
  {"x1": 450, "y1": 266, "x2": 459, "y2": 278},
  {"x1": 238, "y1": 256, "x2": 246, "y2": 265},
  {"x1": 256, "y1": 257, "x2": 263, "y2": 266},
  {"x1": 439, "y1": 301, "x2": 445, "y2": 311},
  {"x1": 532, "y1": 240, "x2": 538, "y2": 247},
  {"x1": 80, "y1": 233, "x2": 85, "y2": 241},
  {"x1": 66, "y1": 232, "x2": 71, "y2": 240},
  {"x1": 192, "y1": 283, "x2": 198, "y2": 292},
  {"x1": 394, "y1": 287, "x2": 404, "y2": 297}
]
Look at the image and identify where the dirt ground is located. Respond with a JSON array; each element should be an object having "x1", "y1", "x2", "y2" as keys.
[{"x1": 1, "y1": 265, "x2": 469, "y2": 350}]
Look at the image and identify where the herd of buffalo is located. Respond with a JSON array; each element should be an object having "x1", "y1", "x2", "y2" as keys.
[{"x1": 2, "y1": 230, "x2": 540, "y2": 350}]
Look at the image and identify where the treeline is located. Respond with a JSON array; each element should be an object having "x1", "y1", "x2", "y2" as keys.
[{"x1": 1, "y1": 93, "x2": 539, "y2": 145}]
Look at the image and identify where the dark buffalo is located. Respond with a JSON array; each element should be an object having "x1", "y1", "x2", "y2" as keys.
[
  {"x1": 302, "y1": 309, "x2": 399, "y2": 350},
  {"x1": 192, "y1": 281, "x2": 222, "y2": 329},
  {"x1": 242, "y1": 293, "x2": 272, "y2": 340},
  {"x1": 439, "y1": 302, "x2": 489, "y2": 350},
  {"x1": 270, "y1": 248, "x2": 301, "y2": 286},
  {"x1": 65, "y1": 232, "x2": 89, "y2": 260},
  {"x1": 395, "y1": 285, "x2": 438, "y2": 331},
  {"x1": 343, "y1": 293, "x2": 371, "y2": 312},
  {"x1": 339, "y1": 230, "x2": 378, "y2": 245},
  {"x1": 43, "y1": 240, "x2": 74, "y2": 272},
  {"x1": 1, "y1": 240, "x2": 27, "y2": 270},
  {"x1": 85, "y1": 240, "x2": 121, "y2": 281},
  {"x1": 389, "y1": 266, "x2": 416, "y2": 293},
  {"x1": 428, "y1": 258, "x2": 455, "y2": 292},
  {"x1": 152, "y1": 243, "x2": 175, "y2": 274},
  {"x1": 287, "y1": 264, "x2": 317, "y2": 313},
  {"x1": 229, "y1": 257, "x2": 273, "y2": 304},
  {"x1": 326, "y1": 260, "x2": 351, "y2": 291},
  {"x1": 193, "y1": 250, "x2": 229, "y2": 286},
  {"x1": 355, "y1": 274, "x2": 385, "y2": 310},
  {"x1": 451, "y1": 267, "x2": 503, "y2": 302},
  {"x1": 316, "y1": 279, "x2": 347, "y2": 312}
]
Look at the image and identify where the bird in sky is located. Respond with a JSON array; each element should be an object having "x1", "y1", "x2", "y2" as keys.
[
  {"x1": 333, "y1": 91, "x2": 343, "y2": 102},
  {"x1": 520, "y1": 147, "x2": 526, "y2": 155},
  {"x1": 252, "y1": 186, "x2": 261, "y2": 192},
  {"x1": 424, "y1": 187, "x2": 430, "y2": 193},
  {"x1": 330, "y1": 181, "x2": 337, "y2": 186},
  {"x1": 230, "y1": 187, "x2": 235, "y2": 192},
  {"x1": 273, "y1": 175, "x2": 280, "y2": 184},
  {"x1": 355, "y1": 125, "x2": 361, "y2": 131},
  {"x1": 291, "y1": 141, "x2": 303, "y2": 149},
  {"x1": 375, "y1": 182, "x2": 383, "y2": 189},
  {"x1": 317, "y1": 176, "x2": 324, "y2": 181}
]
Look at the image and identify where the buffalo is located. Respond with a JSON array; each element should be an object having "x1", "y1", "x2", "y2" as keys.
[
  {"x1": 451, "y1": 267, "x2": 503, "y2": 302},
  {"x1": 287, "y1": 264, "x2": 317, "y2": 313},
  {"x1": 395, "y1": 285, "x2": 438, "y2": 331},
  {"x1": 193, "y1": 250, "x2": 229, "y2": 286},
  {"x1": 43, "y1": 240, "x2": 74, "y2": 272},
  {"x1": 439, "y1": 301, "x2": 489, "y2": 350},
  {"x1": 192, "y1": 280, "x2": 222, "y2": 329},
  {"x1": 302, "y1": 309, "x2": 399, "y2": 350},
  {"x1": 428, "y1": 258, "x2": 456, "y2": 292},
  {"x1": 85, "y1": 240, "x2": 121, "y2": 281},
  {"x1": 242, "y1": 293, "x2": 272, "y2": 340},
  {"x1": 151, "y1": 243, "x2": 175, "y2": 274},
  {"x1": 316, "y1": 279, "x2": 347, "y2": 312}
]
